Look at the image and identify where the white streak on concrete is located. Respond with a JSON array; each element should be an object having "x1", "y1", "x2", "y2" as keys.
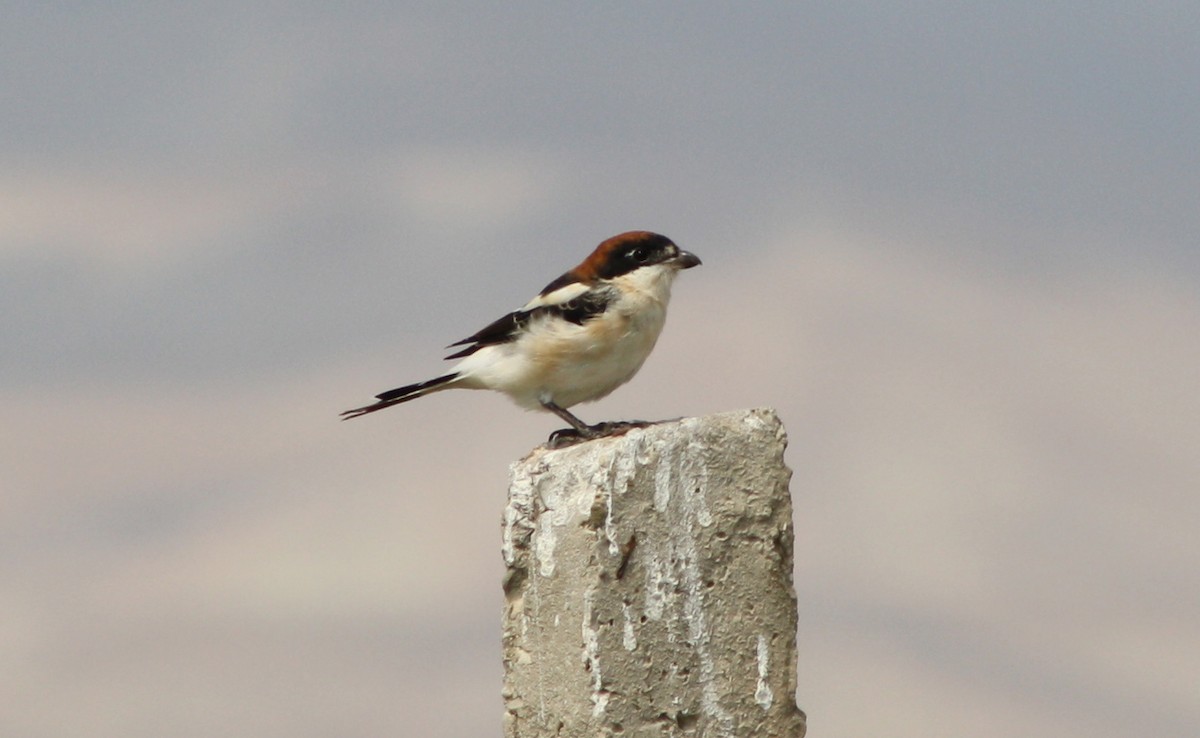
[
  {"x1": 603, "y1": 440, "x2": 639, "y2": 556},
  {"x1": 755, "y1": 634, "x2": 774, "y2": 710},
  {"x1": 667, "y1": 429, "x2": 735, "y2": 738},
  {"x1": 622, "y1": 602, "x2": 638, "y2": 651},
  {"x1": 679, "y1": 537, "x2": 733, "y2": 737},
  {"x1": 531, "y1": 465, "x2": 580, "y2": 578},
  {"x1": 653, "y1": 447, "x2": 672, "y2": 511},
  {"x1": 534, "y1": 517, "x2": 557, "y2": 577},
  {"x1": 502, "y1": 465, "x2": 536, "y2": 566},
  {"x1": 581, "y1": 585, "x2": 609, "y2": 717}
]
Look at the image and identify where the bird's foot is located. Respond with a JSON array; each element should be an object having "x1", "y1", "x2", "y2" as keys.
[{"x1": 546, "y1": 420, "x2": 653, "y2": 449}]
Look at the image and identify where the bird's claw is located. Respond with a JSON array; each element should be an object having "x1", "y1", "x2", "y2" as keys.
[
  {"x1": 546, "y1": 427, "x2": 584, "y2": 448},
  {"x1": 546, "y1": 420, "x2": 652, "y2": 449}
]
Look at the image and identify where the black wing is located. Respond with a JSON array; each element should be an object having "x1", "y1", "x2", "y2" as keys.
[
  {"x1": 443, "y1": 288, "x2": 613, "y2": 360},
  {"x1": 444, "y1": 310, "x2": 531, "y2": 359}
]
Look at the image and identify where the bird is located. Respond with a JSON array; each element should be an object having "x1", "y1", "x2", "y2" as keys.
[{"x1": 341, "y1": 231, "x2": 701, "y2": 445}]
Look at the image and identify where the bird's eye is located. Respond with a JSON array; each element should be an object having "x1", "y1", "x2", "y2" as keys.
[{"x1": 629, "y1": 246, "x2": 651, "y2": 263}]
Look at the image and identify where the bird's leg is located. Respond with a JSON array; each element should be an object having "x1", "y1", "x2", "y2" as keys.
[
  {"x1": 542, "y1": 400, "x2": 592, "y2": 434},
  {"x1": 542, "y1": 401, "x2": 653, "y2": 448},
  {"x1": 542, "y1": 401, "x2": 596, "y2": 447}
]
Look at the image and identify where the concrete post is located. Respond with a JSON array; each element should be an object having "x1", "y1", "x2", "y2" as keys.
[{"x1": 502, "y1": 408, "x2": 806, "y2": 737}]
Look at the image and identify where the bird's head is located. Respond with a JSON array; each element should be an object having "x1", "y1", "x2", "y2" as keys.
[{"x1": 576, "y1": 231, "x2": 701, "y2": 282}]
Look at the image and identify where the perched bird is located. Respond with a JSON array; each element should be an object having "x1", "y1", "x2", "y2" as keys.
[{"x1": 341, "y1": 231, "x2": 701, "y2": 444}]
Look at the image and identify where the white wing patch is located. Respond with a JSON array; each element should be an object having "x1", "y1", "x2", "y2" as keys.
[{"x1": 523, "y1": 281, "x2": 590, "y2": 310}]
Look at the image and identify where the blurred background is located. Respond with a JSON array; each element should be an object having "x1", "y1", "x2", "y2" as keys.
[{"x1": 3, "y1": 3, "x2": 1197, "y2": 736}]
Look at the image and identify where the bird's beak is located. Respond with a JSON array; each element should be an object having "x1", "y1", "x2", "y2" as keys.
[{"x1": 674, "y1": 250, "x2": 702, "y2": 269}]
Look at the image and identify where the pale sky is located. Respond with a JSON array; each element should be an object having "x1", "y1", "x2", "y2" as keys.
[{"x1": 3, "y1": 4, "x2": 1198, "y2": 737}]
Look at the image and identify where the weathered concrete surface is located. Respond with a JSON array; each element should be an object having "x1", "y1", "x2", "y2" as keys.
[{"x1": 502, "y1": 408, "x2": 806, "y2": 738}]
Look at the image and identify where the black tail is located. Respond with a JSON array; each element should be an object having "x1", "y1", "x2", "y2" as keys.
[{"x1": 340, "y1": 373, "x2": 460, "y2": 420}]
